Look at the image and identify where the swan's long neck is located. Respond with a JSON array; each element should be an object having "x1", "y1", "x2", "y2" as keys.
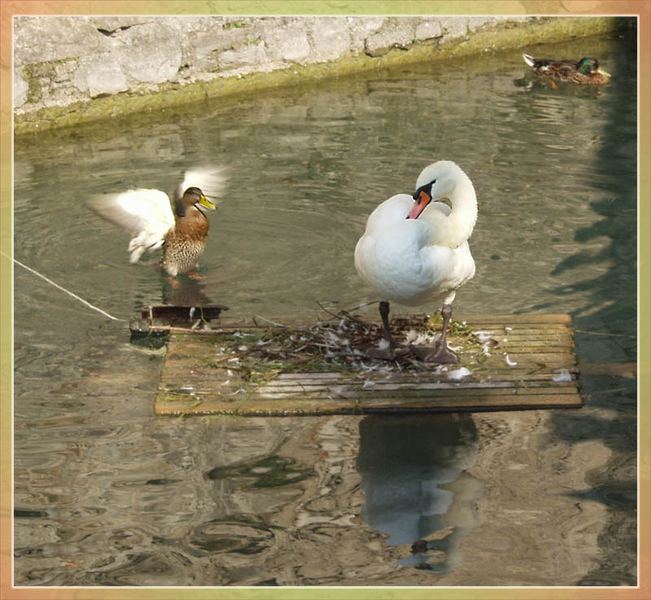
[{"x1": 427, "y1": 171, "x2": 477, "y2": 248}]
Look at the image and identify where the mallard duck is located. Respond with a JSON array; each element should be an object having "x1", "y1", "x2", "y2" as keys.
[
  {"x1": 522, "y1": 53, "x2": 611, "y2": 85},
  {"x1": 89, "y1": 168, "x2": 225, "y2": 278},
  {"x1": 354, "y1": 161, "x2": 477, "y2": 363}
]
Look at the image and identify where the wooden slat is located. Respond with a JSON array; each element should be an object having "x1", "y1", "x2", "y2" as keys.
[
  {"x1": 211, "y1": 313, "x2": 573, "y2": 330},
  {"x1": 257, "y1": 382, "x2": 578, "y2": 393},
  {"x1": 154, "y1": 313, "x2": 583, "y2": 416},
  {"x1": 155, "y1": 392, "x2": 584, "y2": 416},
  {"x1": 270, "y1": 371, "x2": 578, "y2": 383}
]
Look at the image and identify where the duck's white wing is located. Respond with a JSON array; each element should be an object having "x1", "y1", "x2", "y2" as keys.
[
  {"x1": 88, "y1": 188, "x2": 175, "y2": 263},
  {"x1": 175, "y1": 167, "x2": 227, "y2": 202}
]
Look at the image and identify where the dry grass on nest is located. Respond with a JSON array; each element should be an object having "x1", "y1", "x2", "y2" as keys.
[{"x1": 210, "y1": 308, "x2": 494, "y2": 383}]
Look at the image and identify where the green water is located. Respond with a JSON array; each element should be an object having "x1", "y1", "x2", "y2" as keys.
[{"x1": 13, "y1": 32, "x2": 637, "y2": 585}]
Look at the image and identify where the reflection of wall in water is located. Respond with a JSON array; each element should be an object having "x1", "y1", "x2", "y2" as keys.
[{"x1": 357, "y1": 414, "x2": 481, "y2": 570}]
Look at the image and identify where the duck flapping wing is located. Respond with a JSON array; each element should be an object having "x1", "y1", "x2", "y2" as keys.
[
  {"x1": 88, "y1": 188, "x2": 175, "y2": 263},
  {"x1": 175, "y1": 167, "x2": 227, "y2": 204}
]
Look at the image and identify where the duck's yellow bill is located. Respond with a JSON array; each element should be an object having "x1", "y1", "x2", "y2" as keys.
[
  {"x1": 199, "y1": 195, "x2": 217, "y2": 210},
  {"x1": 598, "y1": 68, "x2": 612, "y2": 78}
]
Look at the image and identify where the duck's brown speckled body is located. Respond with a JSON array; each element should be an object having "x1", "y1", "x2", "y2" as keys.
[
  {"x1": 89, "y1": 168, "x2": 225, "y2": 278},
  {"x1": 523, "y1": 54, "x2": 611, "y2": 85},
  {"x1": 161, "y1": 186, "x2": 213, "y2": 277}
]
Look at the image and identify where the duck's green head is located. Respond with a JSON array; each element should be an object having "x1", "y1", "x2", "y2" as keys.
[
  {"x1": 176, "y1": 186, "x2": 217, "y2": 216},
  {"x1": 577, "y1": 57, "x2": 610, "y2": 79}
]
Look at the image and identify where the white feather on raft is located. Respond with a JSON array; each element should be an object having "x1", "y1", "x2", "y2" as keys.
[
  {"x1": 88, "y1": 167, "x2": 226, "y2": 263},
  {"x1": 447, "y1": 367, "x2": 472, "y2": 380},
  {"x1": 504, "y1": 353, "x2": 518, "y2": 367},
  {"x1": 553, "y1": 369, "x2": 573, "y2": 382}
]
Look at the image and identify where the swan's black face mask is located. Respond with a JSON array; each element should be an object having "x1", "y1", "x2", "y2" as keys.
[
  {"x1": 412, "y1": 180, "x2": 435, "y2": 201},
  {"x1": 407, "y1": 180, "x2": 436, "y2": 220}
]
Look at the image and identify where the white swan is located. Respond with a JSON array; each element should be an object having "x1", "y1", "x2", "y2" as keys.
[{"x1": 354, "y1": 161, "x2": 477, "y2": 362}]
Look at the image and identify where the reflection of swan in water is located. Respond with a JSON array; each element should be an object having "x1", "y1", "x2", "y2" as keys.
[{"x1": 356, "y1": 414, "x2": 481, "y2": 570}]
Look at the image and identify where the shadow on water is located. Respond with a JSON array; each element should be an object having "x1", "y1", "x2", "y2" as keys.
[
  {"x1": 547, "y1": 33, "x2": 637, "y2": 356},
  {"x1": 530, "y1": 26, "x2": 637, "y2": 585},
  {"x1": 356, "y1": 414, "x2": 481, "y2": 571}
]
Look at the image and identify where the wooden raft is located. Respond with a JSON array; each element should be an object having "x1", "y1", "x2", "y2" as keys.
[{"x1": 153, "y1": 313, "x2": 583, "y2": 416}]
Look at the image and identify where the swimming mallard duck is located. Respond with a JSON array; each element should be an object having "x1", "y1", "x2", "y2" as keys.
[
  {"x1": 89, "y1": 168, "x2": 225, "y2": 278},
  {"x1": 522, "y1": 54, "x2": 611, "y2": 85}
]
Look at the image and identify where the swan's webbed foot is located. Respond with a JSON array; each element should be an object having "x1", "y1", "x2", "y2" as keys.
[
  {"x1": 365, "y1": 344, "x2": 411, "y2": 361},
  {"x1": 410, "y1": 342, "x2": 459, "y2": 364},
  {"x1": 366, "y1": 346, "x2": 397, "y2": 360},
  {"x1": 409, "y1": 303, "x2": 459, "y2": 363}
]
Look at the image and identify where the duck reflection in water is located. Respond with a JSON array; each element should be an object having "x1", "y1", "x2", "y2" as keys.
[
  {"x1": 162, "y1": 273, "x2": 214, "y2": 308},
  {"x1": 356, "y1": 414, "x2": 481, "y2": 570}
]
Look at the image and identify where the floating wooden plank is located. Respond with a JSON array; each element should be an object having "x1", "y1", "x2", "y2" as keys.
[
  {"x1": 129, "y1": 304, "x2": 229, "y2": 347},
  {"x1": 153, "y1": 313, "x2": 584, "y2": 416},
  {"x1": 144, "y1": 304, "x2": 226, "y2": 320},
  {"x1": 131, "y1": 304, "x2": 228, "y2": 330}
]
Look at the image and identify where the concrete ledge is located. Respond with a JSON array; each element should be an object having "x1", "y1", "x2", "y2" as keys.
[{"x1": 14, "y1": 16, "x2": 628, "y2": 136}]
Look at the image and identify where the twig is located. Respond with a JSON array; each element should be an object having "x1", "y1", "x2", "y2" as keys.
[
  {"x1": 342, "y1": 300, "x2": 380, "y2": 313},
  {"x1": 253, "y1": 315, "x2": 289, "y2": 328},
  {"x1": 315, "y1": 304, "x2": 372, "y2": 329},
  {"x1": 340, "y1": 310, "x2": 371, "y2": 327},
  {"x1": 316, "y1": 301, "x2": 343, "y2": 321}
]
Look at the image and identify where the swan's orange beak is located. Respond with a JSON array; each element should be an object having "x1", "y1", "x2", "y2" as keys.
[{"x1": 407, "y1": 190, "x2": 431, "y2": 220}]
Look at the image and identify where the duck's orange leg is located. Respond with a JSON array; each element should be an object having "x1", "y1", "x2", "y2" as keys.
[{"x1": 187, "y1": 270, "x2": 204, "y2": 281}]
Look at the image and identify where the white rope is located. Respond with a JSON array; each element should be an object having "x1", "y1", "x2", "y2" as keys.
[{"x1": 8, "y1": 254, "x2": 126, "y2": 322}]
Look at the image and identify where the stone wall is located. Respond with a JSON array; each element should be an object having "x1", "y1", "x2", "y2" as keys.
[
  {"x1": 13, "y1": 15, "x2": 623, "y2": 132},
  {"x1": 14, "y1": 16, "x2": 525, "y2": 115}
]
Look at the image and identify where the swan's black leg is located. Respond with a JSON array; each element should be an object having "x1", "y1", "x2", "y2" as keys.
[
  {"x1": 365, "y1": 300, "x2": 401, "y2": 359},
  {"x1": 432, "y1": 304, "x2": 459, "y2": 363},
  {"x1": 439, "y1": 304, "x2": 453, "y2": 346},
  {"x1": 379, "y1": 301, "x2": 398, "y2": 348}
]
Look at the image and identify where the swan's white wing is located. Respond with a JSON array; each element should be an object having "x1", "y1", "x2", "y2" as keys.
[
  {"x1": 363, "y1": 194, "x2": 413, "y2": 233},
  {"x1": 421, "y1": 242, "x2": 476, "y2": 300},
  {"x1": 176, "y1": 167, "x2": 227, "y2": 202},
  {"x1": 88, "y1": 188, "x2": 175, "y2": 263}
]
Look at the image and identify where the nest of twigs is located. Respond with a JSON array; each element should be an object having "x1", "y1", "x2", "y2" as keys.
[{"x1": 213, "y1": 307, "x2": 493, "y2": 383}]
